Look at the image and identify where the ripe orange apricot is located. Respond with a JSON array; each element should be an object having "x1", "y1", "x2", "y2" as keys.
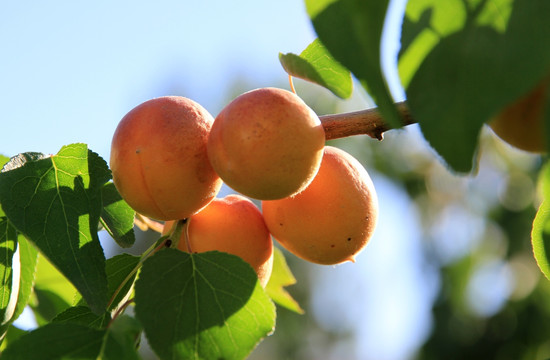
[
  {"x1": 488, "y1": 78, "x2": 549, "y2": 153},
  {"x1": 262, "y1": 146, "x2": 378, "y2": 265},
  {"x1": 110, "y1": 96, "x2": 222, "y2": 220},
  {"x1": 163, "y1": 194, "x2": 274, "y2": 287},
  {"x1": 207, "y1": 87, "x2": 326, "y2": 200}
]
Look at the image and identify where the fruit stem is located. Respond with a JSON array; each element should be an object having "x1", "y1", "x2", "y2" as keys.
[
  {"x1": 107, "y1": 297, "x2": 135, "y2": 328},
  {"x1": 182, "y1": 218, "x2": 193, "y2": 253},
  {"x1": 319, "y1": 101, "x2": 415, "y2": 140},
  {"x1": 106, "y1": 234, "x2": 171, "y2": 311},
  {"x1": 288, "y1": 75, "x2": 297, "y2": 95}
]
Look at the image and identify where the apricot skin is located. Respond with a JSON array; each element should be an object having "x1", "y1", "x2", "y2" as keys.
[
  {"x1": 489, "y1": 78, "x2": 549, "y2": 153},
  {"x1": 207, "y1": 87, "x2": 326, "y2": 200},
  {"x1": 110, "y1": 96, "x2": 222, "y2": 221},
  {"x1": 262, "y1": 146, "x2": 378, "y2": 265},
  {"x1": 164, "y1": 194, "x2": 274, "y2": 287}
]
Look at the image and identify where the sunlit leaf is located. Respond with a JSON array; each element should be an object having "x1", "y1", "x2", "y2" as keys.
[
  {"x1": 0, "y1": 225, "x2": 37, "y2": 346},
  {"x1": 305, "y1": 0, "x2": 403, "y2": 127},
  {"x1": 135, "y1": 249, "x2": 276, "y2": 360},
  {"x1": 0, "y1": 155, "x2": 8, "y2": 218},
  {"x1": 0, "y1": 219, "x2": 19, "y2": 330},
  {"x1": 0, "y1": 144, "x2": 109, "y2": 313},
  {"x1": 9, "y1": 236, "x2": 38, "y2": 325},
  {"x1": 279, "y1": 39, "x2": 352, "y2": 99},
  {"x1": 532, "y1": 163, "x2": 550, "y2": 279},
  {"x1": 265, "y1": 247, "x2": 304, "y2": 314},
  {"x1": 100, "y1": 182, "x2": 135, "y2": 248}
]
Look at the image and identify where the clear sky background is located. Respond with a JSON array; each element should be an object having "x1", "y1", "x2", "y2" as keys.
[{"x1": 0, "y1": 1, "x2": 440, "y2": 359}]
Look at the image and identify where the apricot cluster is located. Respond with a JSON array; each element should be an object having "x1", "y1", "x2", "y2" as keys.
[{"x1": 110, "y1": 88, "x2": 378, "y2": 286}]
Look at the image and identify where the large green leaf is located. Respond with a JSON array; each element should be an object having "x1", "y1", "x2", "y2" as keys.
[
  {"x1": 279, "y1": 38, "x2": 353, "y2": 99},
  {"x1": 265, "y1": 247, "x2": 303, "y2": 314},
  {"x1": 305, "y1": 0, "x2": 403, "y2": 127},
  {"x1": 100, "y1": 182, "x2": 135, "y2": 248},
  {"x1": 0, "y1": 144, "x2": 109, "y2": 314},
  {"x1": 400, "y1": 0, "x2": 550, "y2": 172},
  {"x1": 1, "y1": 322, "x2": 105, "y2": 360},
  {"x1": 135, "y1": 249, "x2": 276, "y2": 360}
]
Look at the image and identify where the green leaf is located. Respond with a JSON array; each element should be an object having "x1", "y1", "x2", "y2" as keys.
[
  {"x1": 0, "y1": 326, "x2": 27, "y2": 352},
  {"x1": 0, "y1": 144, "x2": 109, "y2": 313},
  {"x1": 34, "y1": 254, "x2": 77, "y2": 308},
  {"x1": 0, "y1": 219, "x2": 20, "y2": 329},
  {"x1": 0, "y1": 155, "x2": 9, "y2": 168},
  {"x1": 1, "y1": 322, "x2": 105, "y2": 360},
  {"x1": 279, "y1": 38, "x2": 353, "y2": 99},
  {"x1": 400, "y1": 0, "x2": 550, "y2": 172},
  {"x1": 135, "y1": 249, "x2": 276, "y2": 360},
  {"x1": 99, "y1": 315, "x2": 142, "y2": 360},
  {"x1": 305, "y1": 0, "x2": 404, "y2": 127},
  {"x1": 105, "y1": 253, "x2": 140, "y2": 311},
  {"x1": 74, "y1": 253, "x2": 140, "y2": 312},
  {"x1": 0, "y1": 155, "x2": 9, "y2": 218},
  {"x1": 52, "y1": 306, "x2": 111, "y2": 329},
  {"x1": 265, "y1": 247, "x2": 304, "y2": 314},
  {"x1": 0, "y1": 229, "x2": 38, "y2": 342},
  {"x1": 100, "y1": 182, "x2": 135, "y2": 248},
  {"x1": 31, "y1": 287, "x2": 72, "y2": 326},
  {"x1": 533, "y1": 200, "x2": 550, "y2": 279},
  {"x1": 532, "y1": 163, "x2": 550, "y2": 279},
  {"x1": 7, "y1": 236, "x2": 38, "y2": 327}
]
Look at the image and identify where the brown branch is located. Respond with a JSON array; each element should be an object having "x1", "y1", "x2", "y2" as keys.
[{"x1": 319, "y1": 101, "x2": 415, "y2": 141}]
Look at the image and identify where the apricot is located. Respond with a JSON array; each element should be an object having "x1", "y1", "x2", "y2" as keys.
[
  {"x1": 207, "y1": 87, "x2": 326, "y2": 200},
  {"x1": 262, "y1": 146, "x2": 378, "y2": 265},
  {"x1": 110, "y1": 96, "x2": 222, "y2": 220},
  {"x1": 163, "y1": 194, "x2": 274, "y2": 287},
  {"x1": 488, "y1": 78, "x2": 549, "y2": 153}
]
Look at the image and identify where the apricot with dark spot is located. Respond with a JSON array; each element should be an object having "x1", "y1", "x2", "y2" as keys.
[{"x1": 262, "y1": 146, "x2": 378, "y2": 265}]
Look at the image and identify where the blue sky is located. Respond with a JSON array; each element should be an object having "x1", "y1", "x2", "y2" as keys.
[{"x1": 0, "y1": 1, "x2": 318, "y2": 159}]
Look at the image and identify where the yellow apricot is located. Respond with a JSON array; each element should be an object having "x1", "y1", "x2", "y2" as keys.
[
  {"x1": 110, "y1": 96, "x2": 222, "y2": 220},
  {"x1": 163, "y1": 194, "x2": 274, "y2": 287},
  {"x1": 262, "y1": 146, "x2": 378, "y2": 265},
  {"x1": 207, "y1": 87, "x2": 326, "y2": 200},
  {"x1": 488, "y1": 78, "x2": 549, "y2": 153}
]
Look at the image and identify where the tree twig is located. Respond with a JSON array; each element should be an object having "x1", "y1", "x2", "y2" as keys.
[{"x1": 319, "y1": 101, "x2": 415, "y2": 141}]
